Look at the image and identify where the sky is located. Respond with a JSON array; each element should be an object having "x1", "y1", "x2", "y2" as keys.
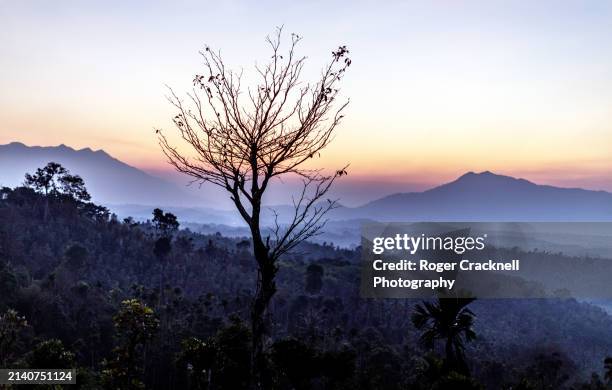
[{"x1": 1, "y1": 0, "x2": 611, "y2": 200}]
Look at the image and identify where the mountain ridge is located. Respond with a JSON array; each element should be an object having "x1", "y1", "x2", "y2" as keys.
[
  {"x1": 0, "y1": 141, "x2": 202, "y2": 206},
  {"x1": 333, "y1": 170, "x2": 612, "y2": 221},
  {"x1": 2, "y1": 142, "x2": 611, "y2": 222},
  {"x1": 366, "y1": 170, "x2": 610, "y2": 205}
]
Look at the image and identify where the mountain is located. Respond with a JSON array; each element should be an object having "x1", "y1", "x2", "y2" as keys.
[
  {"x1": 331, "y1": 171, "x2": 612, "y2": 221},
  {"x1": 3, "y1": 142, "x2": 611, "y2": 223},
  {"x1": 0, "y1": 142, "x2": 202, "y2": 207}
]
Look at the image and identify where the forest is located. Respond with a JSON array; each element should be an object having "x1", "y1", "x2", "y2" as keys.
[{"x1": 0, "y1": 163, "x2": 612, "y2": 389}]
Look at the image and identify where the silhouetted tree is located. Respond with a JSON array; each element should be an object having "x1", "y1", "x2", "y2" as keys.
[
  {"x1": 102, "y1": 299, "x2": 159, "y2": 390},
  {"x1": 412, "y1": 296, "x2": 477, "y2": 375},
  {"x1": 24, "y1": 162, "x2": 91, "y2": 220},
  {"x1": 152, "y1": 208, "x2": 179, "y2": 236},
  {"x1": 151, "y1": 208, "x2": 179, "y2": 308},
  {"x1": 151, "y1": 208, "x2": 179, "y2": 259},
  {"x1": 24, "y1": 162, "x2": 65, "y2": 196},
  {"x1": 58, "y1": 174, "x2": 90, "y2": 202},
  {"x1": 81, "y1": 202, "x2": 110, "y2": 222},
  {"x1": 157, "y1": 27, "x2": 351, "y2": 387},
  {"x1": 25, "y1": 162, "x2": 90, "y2": 201}
]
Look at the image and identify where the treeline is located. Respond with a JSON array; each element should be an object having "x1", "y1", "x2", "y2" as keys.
[{"x1": 1, "y1": 164, "x2": 612, "y2": 389}]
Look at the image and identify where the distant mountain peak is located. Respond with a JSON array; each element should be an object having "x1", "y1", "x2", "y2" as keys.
[
  {"x1": 4, "y1": 141, "x2": 31, "y2": 151},
  {"x1": 457, "y1": 170, "x2": 516, "y2": 180},
  {"x1": 335, "y1": 170, "x2": 612, "y2": 222},
  {"x1": 450, "y1": 170, "x2": 534, "y2": 187},
  {"x1": 3, "y1": 142, "x2": 115, "y2": 160},
  {"x1": 0, "y1": 141, "x2": 201, "y2": 206},
  {"x1": 56, "y1": 143, "x2": 75, "y2": 152}
]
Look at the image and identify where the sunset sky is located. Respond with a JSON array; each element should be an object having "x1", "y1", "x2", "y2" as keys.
[{"x1": 1, "y1": 0, "x2": 611, "y2": 197}]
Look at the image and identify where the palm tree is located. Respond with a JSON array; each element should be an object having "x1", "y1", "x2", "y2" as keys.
[{"x1": 411, "y1": 296, "x2": 477, "y2": 375}]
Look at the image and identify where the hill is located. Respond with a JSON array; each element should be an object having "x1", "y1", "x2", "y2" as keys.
[{"x1": 0, "y1": 185, "x2": 611, "y2": 387}]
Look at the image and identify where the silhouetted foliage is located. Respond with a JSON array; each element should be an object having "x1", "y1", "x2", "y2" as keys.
[
  {"x1": 101, "y1": 299, "x2": 159, "y2": 389},
  {"x1": 2, "y1": 174, "x2": 612, "y2": 389},
  {"x1": 25, "y1": 339, "x2": 75, "y2": 369},
  {"x1": 271, "y1": 338, "x2": 319, "y2": 389},
  {"x1": 25, "y1": 162, "x2": 90, "y2": 202},
  {"x1": 152, "y1": 208, "x2": 179, "y2": 236},
  {"x1": 412, "y1": 296, "x2": 477, "y2": 375},
  {"x1": 177, "y1": 336, "x2": 215, "y2": 389}
]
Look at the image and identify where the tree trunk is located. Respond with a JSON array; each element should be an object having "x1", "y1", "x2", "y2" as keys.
[
  {"x1": 250, "y1": 237, "x2": 277, "y2": 389},
  {"x1": 43, "y1": 196, "x2": 49, "y2": 222}
]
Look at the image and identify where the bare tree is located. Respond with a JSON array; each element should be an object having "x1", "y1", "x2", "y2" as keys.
[{"x1": 157, "y1": 27, "x2": 350, "y2": 387}]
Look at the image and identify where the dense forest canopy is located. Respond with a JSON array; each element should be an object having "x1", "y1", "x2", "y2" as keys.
[{"x1": 1, "y1": 164, "x2": 612, "y2": 389}]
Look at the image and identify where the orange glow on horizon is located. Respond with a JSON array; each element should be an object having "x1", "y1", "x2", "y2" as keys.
[{"x1": 1, "y1": 1, "x2": 611, "y2": 192}]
